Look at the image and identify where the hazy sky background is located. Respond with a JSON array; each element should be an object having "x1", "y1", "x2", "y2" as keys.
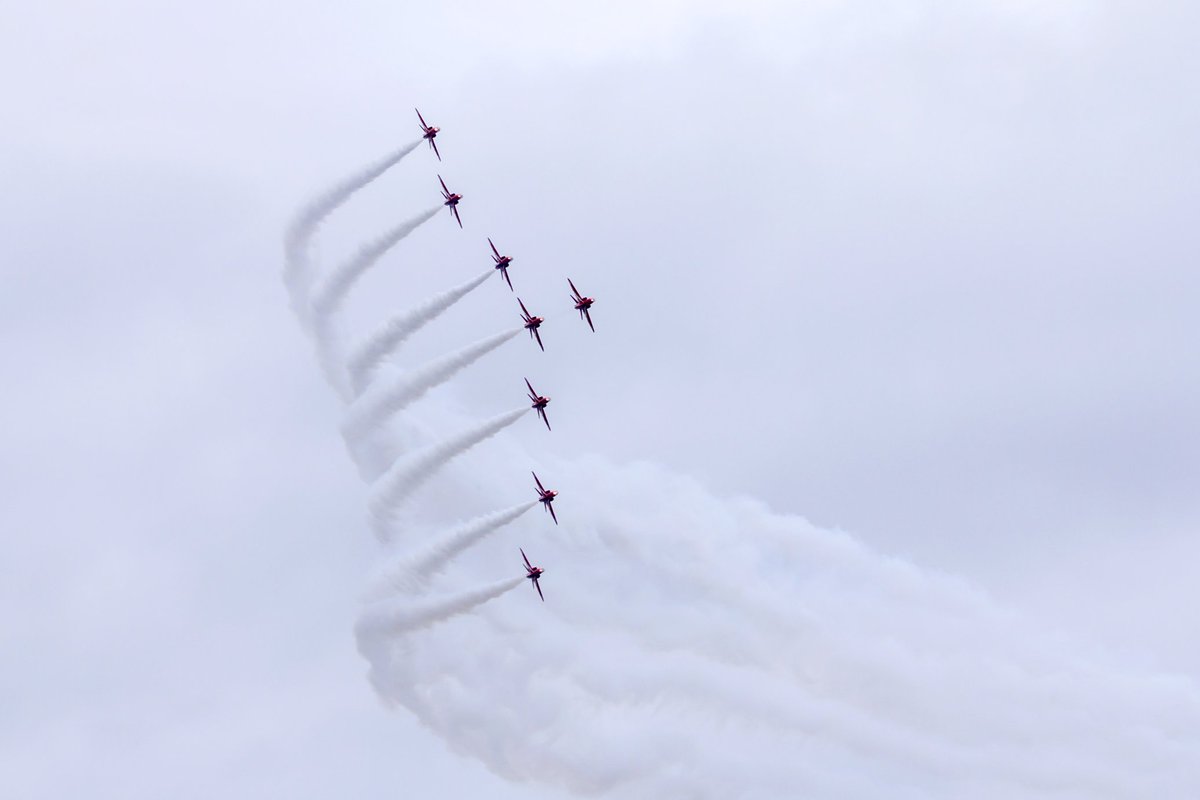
[{"x1": 2, "y1": 1, "x2": 1198, "y2": 797}]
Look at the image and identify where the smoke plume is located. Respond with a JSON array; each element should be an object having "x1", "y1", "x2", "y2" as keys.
[
  {"x1": 342, "y1": 327, "x2": 523, "y2": 443},
  {"x1": 283, "y1": 139, "x2": 421, "y2": 326},
  {"x1": 366, "y1": 502, "x2": 539, "y2": 597},
  {"x1": 348, "y1": 269, "x2": 495, "y2": 394},
  {"x1": 367, "y1": 406, "x2": 530, "y2": 542}
]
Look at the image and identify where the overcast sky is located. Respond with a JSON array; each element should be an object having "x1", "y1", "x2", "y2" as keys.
[{"x1": 3, "y1": 1, "x2": 1198, "y2": 797}]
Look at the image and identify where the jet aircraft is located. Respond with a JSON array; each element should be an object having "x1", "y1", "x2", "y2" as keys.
[
  {"x1": 415, "y1": 108, "x2": 441, "y2": 160},
  {"x1": 489, "y1": 238, "x2": 514, "y2": 290},
  {"x1": 438, "y1": 175, "x2": 463, "y2": 227},
  {"x1": 525, "y1": 378, "x2": 551, "y2": 431},
  {"x1": 521, "y1": 548, "x2": 546, "y2": 602},
  {"x1": 519, "y1": 299, "x2": 545, "y2": 351},
  {"x1": 568, "y1": 279, "x2": 595, "y2": 332},
  {"x1": 532, "y1": 471, "x2": 558, "y2": 524}
]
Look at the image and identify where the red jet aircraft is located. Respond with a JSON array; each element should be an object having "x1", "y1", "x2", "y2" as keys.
[
  {"x1": 525, "y1": 378, "x2": 551, "y2": 431},
  {"x1": 415, "y1": 108, "x2": 441, "y2": 160},
  {"x1": 518, "y1": 299, "x2": 545, "y2": 351},
  {"x1": 438, "y1": 175, "x2": 463, "y2": 228},
  {"x1": 521, "y1": 548, "x2": 545, "y2": 602},
  {"x1": 489, "y1": 238, "x2": 514, "y2": 290},
  {"x1": 532, "y1": 471, "x2": 558, "y2": 524},
  {"x1": 568, "y1": 279, "x2": 596, "y2": 332}
]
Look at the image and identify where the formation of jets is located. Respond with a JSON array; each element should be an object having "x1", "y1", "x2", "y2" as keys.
[{"x1": 418, "y1": 108, "x2": 602, "y2": 604}]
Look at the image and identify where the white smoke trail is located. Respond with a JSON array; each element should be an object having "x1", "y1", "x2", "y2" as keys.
[
  {"x1": 280, "y1": 121, "x2": 1200, "y2": 800},
  {"x1": 367, "y1": 406, "x2": 529, "y2": 542},
  {"x1": 312, "y1": 315, "x2": 354, "y2": 401},
  {"x1": 356, "y1": 576, "x2": 525, "y2": 638},
  {"x1": 357, "y1": 452, "x2": 1200, "y2": 799},
  {"x1": 342, "y1": 326, "x2": 524, "y2": 443},
  {"x1": 366, "y1": 501, "x2": 539, "y2": 597},
  {"x1": 283, "y1": 139, "x2": 422, "y2": 326},
  {"x1": 309, "y1": 205, "x2": 440, "y2": 319},
  {"x1": 304, "y1": 205, "x2": 442, "y2": 399},
  {"x1": 347, "y1": 269, "x2": 495, "y2": 394}
]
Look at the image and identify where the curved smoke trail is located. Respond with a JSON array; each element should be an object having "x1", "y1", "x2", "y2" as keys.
[
  {"x1": 367, "y1": 406, "x2": 530, "y2": 542},
  {"x1": 348, "y1": 268, "x2": 495, "y2": 395},
  {"x1": 366, "y1": 501, "x2": 539, "y2": 597},
  {"x1": 283, "y1": 139, "x2": 1200, "y2": 800},
  {"x1": 283, "y1": 139, "x2": 421, "y2": 325},
  {"x1": 354, "y1": 451, "x2": 1200, "y2": 799},
  {"x1": 306, "y1": 205, "x2": 441, "y2": 399},
  {"x1": 342, "y1": 326, "x2": 523, "y2": 443},
  {"x1": 357, "y1": 576, "x2": 525, "y2": 639},
  {"x1": 309, "y1": 205, "x2": 441, "y2": 319}
]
